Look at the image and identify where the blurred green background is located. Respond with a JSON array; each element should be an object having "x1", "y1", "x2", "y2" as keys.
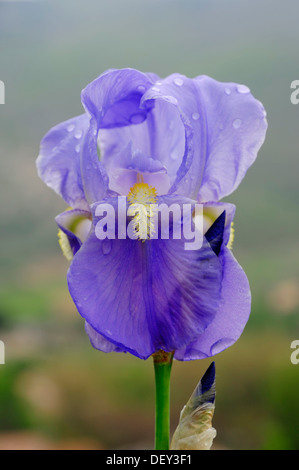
[{"x1": 0, "y1": 0, "x2": 298, "y2": 450}]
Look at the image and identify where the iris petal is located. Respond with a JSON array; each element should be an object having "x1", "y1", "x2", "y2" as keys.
[
  {"x1": 85, "y1": 322, "x2": 126, "y2": 353},
  {"x1": 141, "y1": 73, "x2": 267, "y2": 201},
  {"x1": 36, "y1": 114, "x2": 91, "y2": 210},
  {"x1": 194, "y1": 76, "x2": 268, "y2": 202},
  {"x1": 67, "y1": 197, "x2": 223, "y2": 359},
  {"x1": 174, "y1": 246, "x2": 251, "y2": 360},
  {"x1": 99, "y1": 96, "x2": 185, "y2": 189},
  {"x1": 80, "y1": 68, "x2": 156, "y2": 204},
  {"x1": 55, "y1": 208, "x2": 92, "y2": 257}
]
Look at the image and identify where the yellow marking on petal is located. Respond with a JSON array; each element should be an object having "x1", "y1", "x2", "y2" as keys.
[
  {"x1": 58, "y1": 229, "x2": 73, "y2": 261},
  {"x1": 69, "y1": 215, "x2": 91, "y2": 233},
  {"x1": 127, "y1": 179, "x2": 157, "y2": 241},
  {"x1": 127, "y1": 181, "x2": 157, "y2": 205},
  {"x1": 227, "y1": 222, "x2": 235, "y2": 250}
]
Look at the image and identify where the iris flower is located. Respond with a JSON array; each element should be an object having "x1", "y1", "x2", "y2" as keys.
[{"x1": 37, "y1": 68, "x2": 267, "y2": 361}]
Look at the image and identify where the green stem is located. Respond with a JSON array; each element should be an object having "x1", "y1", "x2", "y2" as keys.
[{"x1": 153, "y1": 350, "x2": 174, "y2": 450}]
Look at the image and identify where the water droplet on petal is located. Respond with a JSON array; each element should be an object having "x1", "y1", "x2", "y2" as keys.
[
  {"x1": 67, "y1": 124, "x2": 75, "y2": 132},
  {"x1": 75, "y1": 130, "x2": 82, "y2": 139},
  {"x1": 237, "y1": 84, "x2": 250, "y2": 94},
  {"x1": 137, "y1": 85, "x2": 146, "y2": 92},
  {"x1": 192, "y1": 112, "x2": 200, "y2": 121},
  {"x1": 174, "y1": 78, "x2": 183, "y2": 87},
  {"x1": 130, "y1": 113, "x2": 145, "y2": 124},
  {"x1": 224, "y1": 88, "x2": 231, "y2": 95},
  {"x1": 233, "y1": 118, "x2": 242, "y2": 129},
  {"x1": 170, "y1": 151, "x2": 178, "y2": 160},
  {"x1": 75, "y1": 145, "x2": 80, "y2": 153},
  {"x1": 151, "y1": 86, "x2": 160, "y2": 92},
  {"x1": 101, "y1": 239, "x2": 112, "y2": 255},
  {"x1": 165, "y1": 96, "x2": 178, "y2": 105}
]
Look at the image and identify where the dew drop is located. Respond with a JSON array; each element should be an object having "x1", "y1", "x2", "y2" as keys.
[
  {"x1": 192, "y1": 112, "x2": 200, "y2": 121},
  {"x1": 170, "y1": 151, "x2": 178, "y2": 160},
  {"x1": 151, "y1": 86, "x2": 160, "y2": 92},
  {"x1": 237, "y1": 84, "x2": 250, "y2": 94},
  {"x1": 75, "y1": 130, "x2": 82, "y2": 139},
  {"x1": 233, "y1": 118, "x2": 242, "y2": 129},
  {"x1": 67, "y1": 124, "x2": 75, "y2": 132},
  {"x1": 224, "y1": 87, "x2": 231, "y2": 95},
  {"x1": 130, "y1": 113, "x2": 145, "y2": 124},
  {"x1": 174, "y1": 78, "x2": 183, "y2": 87},
  {"x1": 137, "y1": 85, "x2": 146, "y2": 93},
  {"x1": 75, "y1": 145, "x2": 80, "y2": 153},
  {"x1": 101, "y1": 239, "x2": 112, "y2": 255},
  {"x1": 165, "y1": 96, "x2": 178, "y2": 105}
]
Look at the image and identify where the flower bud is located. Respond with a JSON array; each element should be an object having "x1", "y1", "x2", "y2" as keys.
[{"x1": 170, "y1": 362, "x2": 216, "y2": 450}]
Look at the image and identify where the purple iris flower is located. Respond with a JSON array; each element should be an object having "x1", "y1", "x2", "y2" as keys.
[{"x1": 37, "y1": 68, "x2": 267, "y2": 360}]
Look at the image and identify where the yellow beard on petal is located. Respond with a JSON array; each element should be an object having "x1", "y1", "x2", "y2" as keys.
[
  {"x1": 127, "y1": 182, "x2": 157, "y2": 205},
  {"x1": 58, "y1": 229, "x2": 73, "y2": 261},
  {"x1": 127, "y1": 176, "x2": 157, "y2": 241},
  {"x1": 227, "y1": 222, "x2": 235, "y2": 250}
]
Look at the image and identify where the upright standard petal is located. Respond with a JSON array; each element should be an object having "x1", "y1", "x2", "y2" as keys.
[
  {"x1": 80, "y1": 69, "x2": 156, "y2": 203},
  {"x1": 194, "y1": 76, "x2": 268, "y2": 202},
  {"x1": 174, "y1": 246, "x2": 251, "y2": 360},
  {"x1": 67, "y1": 197, "x2": 223, "y2": 359},
  {"x1": 36, "y1": 114, "x2": 91, "y2": 210},
  {"x1": 140, "y1": 73, "x2": 267, "y2": 201},
  {"x1": 98, "y1": 91, "x2": 185, "y2": 190}
]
